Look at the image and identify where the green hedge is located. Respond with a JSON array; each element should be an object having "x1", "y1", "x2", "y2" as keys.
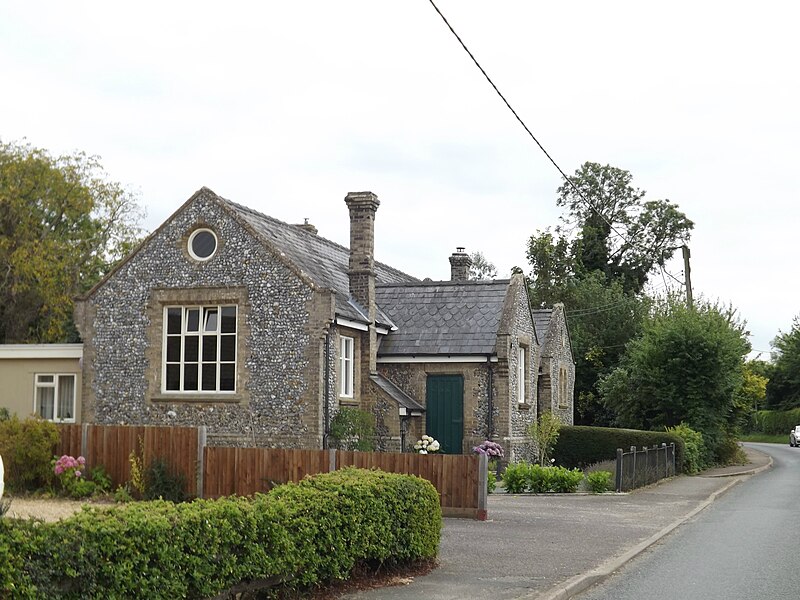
[
  {"x1": 755, "y1": 409, "x2": 800, "y2": 435},
  {"x1": 0, "y1": 468, "x2": 441, "y2": 599},
  {"x1": 554, "y1": 426, "x2": 687, "y2": 473}
]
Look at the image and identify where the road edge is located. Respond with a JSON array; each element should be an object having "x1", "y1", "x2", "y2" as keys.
[{"x1": 528, "y1": 476, "x2": 744, "y2": 600}]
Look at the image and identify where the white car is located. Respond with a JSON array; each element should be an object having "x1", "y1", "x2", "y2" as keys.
[{"x1": 790, "y1": 427, "x2": 800, "y2": 447}]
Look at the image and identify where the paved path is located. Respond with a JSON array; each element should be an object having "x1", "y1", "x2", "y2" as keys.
[{"x1": 343, "y1": 445, "x2": 772, "y2": 600}]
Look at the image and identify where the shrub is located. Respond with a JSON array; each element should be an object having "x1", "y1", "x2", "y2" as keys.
[
  {"x1": 89, "y1": 465, "x2": 112, "y2": 495},
  {"x1": 0, "y1": 468, "x2": 441, "y2": 598},
  {"x1": 586, "y1": 470, "x2": 613, "y2": 494},
  {"x1": 0, "y1": 416, "x2": 60, "y2": 491},
  {"x1": 329, "y1": 407, "x2": 376, "y2": 451},
  {"x1": 715, "y1": 435, "x2": 747, "y2": 466},
  {"x1": 502, "y1": 462, "x2": 584, "y2": 493},
  {"x1": 501, "y1": 462, "x2": 528, "y2": 493},
  {"x1": 144, "y1": 457, "x2": 187, "y2": 502},
  {"x1": 665, "y1": 423, "x2": 707, "y2": 474},
  {"x1": 472, "y1": 440, "x2": 504, "y2": 459},
  {"x1": 529, "y1": 412, "x2": 562, "y2": 466},
  {"x1": 0, "y1": 407, "x2": 9, "y2": 422},
  {"x1": 487, "y1": 470, "x2": 497, "y2": 494},
  {"x1": 554, "y1": 426, "x2": 687, "y2": 473},
  {"x1": 53, "y1": 455, "x2": 95, "y2": 499}
]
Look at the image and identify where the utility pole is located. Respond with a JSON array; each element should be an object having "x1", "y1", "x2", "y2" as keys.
[{"x1": 682, "y1": 245, "x2": 693, "y2": 309}]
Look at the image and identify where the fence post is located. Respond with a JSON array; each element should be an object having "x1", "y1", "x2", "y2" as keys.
[
  {"x1": 196, "y1": 425, "x2": 207, "y2": 499},
  {"x1": 328, "y1": 449, "x2": 337, "y2": 473},
  {"x1": 670, "y1": 443, "x2": 676, "y2": 476},
  {"x1": 630, "y1": 446, "x2": 637, "y2": 489},
  {"x1": 661, "y1": 443, "x2": 667, "y2": 479},
  {"x1": 81, "y1": 423, "x2": 89, "y2": 463},
  {"x1": 477, "y1": 453, "x2": 488, "y2": 521},
  {"x1": 615, "y1": 448, "x2": 623, "y2": 492}
]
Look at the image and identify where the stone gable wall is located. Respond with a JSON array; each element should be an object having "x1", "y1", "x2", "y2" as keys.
[
  {"x1": 548, "y1": 308, "x2": 575, "y2": 425},
  {"x1": 540, "y1": 307, "x2": 575, "y2": 425},
  {"x1": 505, "y1": 280, "x2": 538, "y2": 462},
  {"x1": 77, "y1": 191, "x2": 321, "y2": 447}
]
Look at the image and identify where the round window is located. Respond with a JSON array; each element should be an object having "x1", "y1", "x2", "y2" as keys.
[{"x1": 188, "y1": 228, "x2": 218, "y2": 261}]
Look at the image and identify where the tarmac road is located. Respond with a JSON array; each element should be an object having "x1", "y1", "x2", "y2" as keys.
[
  {"x1": 343, "y1": 445, "x2": 771, "y2": 600},
  {"x1": 576, "y1": 442, "x2": 799, "y2": 600}
]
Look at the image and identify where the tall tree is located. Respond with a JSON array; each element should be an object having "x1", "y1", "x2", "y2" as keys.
[
  {"x1": 0, "y1": 140, "x2": 144, "y2": 343},
  {"x1": 560, "y1": 273, "x2": 651, "y2": 426},
  {"x1": 527, "y1": 162, "x2": 693, "y2": 425},
  {"x1": 600, "y1": 298, "x2": 750, "y2": 460},
  {"x1": 765, "y1": 317, "x2": 800, "y2": 410},
  {"x1": 530, "y1": 162, "x2": 694, "y2": 297},
  {"x1": 468, "y1": 251, "x2": 497, "y2": 280}
]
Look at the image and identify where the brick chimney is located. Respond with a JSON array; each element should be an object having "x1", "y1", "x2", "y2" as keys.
[
  {"x1": 345, "y1": 191, "x2": 380, "y2": 373},
  {"x1": 449, "y1": 247, "x2": 472, "y2": 281},
  {"x1": 295, "y1": 218, "x2": 317, "y2": 235}
]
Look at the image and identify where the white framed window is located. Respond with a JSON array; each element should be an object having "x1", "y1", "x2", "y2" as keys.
[
  {"x1": 187, "y1": 228, "x2": 218, "y2": 261},
  {"x1": 163, "y1": 305, "x2": 237, "y2": 393},
  {"x1": 340, "y1": 336, "x2": 354, "y2": 398},
  {"x1": 518, "y1": 346, "x2": 526, "y2": 404},
  {"x1": 35, "y1": 374, "x2": 76, "y2": 423}
]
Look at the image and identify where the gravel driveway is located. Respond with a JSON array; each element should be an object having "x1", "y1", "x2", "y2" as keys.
[{"x1": 3, "y1": 496, "x2": 107, "y2": 522}]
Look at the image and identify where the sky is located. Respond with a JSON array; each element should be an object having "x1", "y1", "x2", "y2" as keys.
[{"x1": 1, "y1": 1, "x2": 797, "y2": 359}]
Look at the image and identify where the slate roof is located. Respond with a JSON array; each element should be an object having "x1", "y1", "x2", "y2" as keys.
[
  {"x1": 532, "y1": 309, "x2": 553, "y2": 344},
  {"x1": 370, "y1": 374, "x2": 425, "y2": 412},
  {"x1": 222, "y1": 197, "x2": 416, "y2": 326},
  {"x1": 376, "y1": 280, "x2": 510, "y2": 356}
]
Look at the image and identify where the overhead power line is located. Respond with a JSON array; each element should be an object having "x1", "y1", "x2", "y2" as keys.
[{"x1": 425, "y1": 0, "x2": 632, "y2": 246}]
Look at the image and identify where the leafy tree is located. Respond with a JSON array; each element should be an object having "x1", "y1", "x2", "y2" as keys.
[
  {"x1": 553, "y1": 162, "x2": 694, "y2": 294},
  {"x1": 526, "y1": 162, "x2": 693, "y2": 426},
  {"x1": 600, "y1": 299, "x2": 750, "y2": 461},
  {"x1": 468, "y1": 251, "x2": 497, "y2": 280},
  {"x1": 0, "y1": 140, "x2": 144, "y2": 343},
  {"x1": 528, "y1": 411, "x2": 562, "y2": 466},
  {"x1": 328, "y1": 407, "x2": 375, "y2": 451},
  {"x1": 765, "y1": 317, "x2": 800, "y2": 410},
  {"x1": 735, "y1": 362, "x2": 768, "y2": 429},
  {"x1": 560, "y1": 273, "x2": 651, "y2": 426}
]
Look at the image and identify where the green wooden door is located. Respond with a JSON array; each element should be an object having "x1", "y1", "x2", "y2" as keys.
[{"x1": 426, "y1": 375, "x2": 464, "y2": 454}]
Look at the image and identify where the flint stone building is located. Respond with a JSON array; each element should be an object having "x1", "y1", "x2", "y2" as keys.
[{"x1": 75, "y1": 187, "x2": 574, "y2": 460}]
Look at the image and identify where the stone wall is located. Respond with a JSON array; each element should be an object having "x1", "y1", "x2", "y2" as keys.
[
  {"x1": 537, "y1": 305, "x2": 575, "y2": 425},
  {"x1": 75, "y1": 190, "x2": 322, "y2": 447},
  {"x1": 503, "y1": 276, "x2": 538, "y2": 463}
]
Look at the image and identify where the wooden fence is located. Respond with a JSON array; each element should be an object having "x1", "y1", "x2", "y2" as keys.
[
  {"x1": 57, "y1": 424, "x2": 488, "y2": 519},
  {"x1": 57, "y1": 424, "x2": 203, "y2": 497}
]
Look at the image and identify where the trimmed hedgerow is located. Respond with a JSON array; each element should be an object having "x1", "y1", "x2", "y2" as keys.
[
  {"x1": 554, "y1": 426, "x2": 687, "y2": 474},
  {"x1": 501, "y1": 463, "x2": 584, "y2": 494},
  {"x1": 0, "y1": 468, "x2": 441, "y2": 599},
  {"x1": 755, "y1": 408, "x2": 800, "y2": 435}
]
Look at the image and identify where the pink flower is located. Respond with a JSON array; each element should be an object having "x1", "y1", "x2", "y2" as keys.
[{"x1": 75, "y1": 471, "x2": 82, "y2": 477}]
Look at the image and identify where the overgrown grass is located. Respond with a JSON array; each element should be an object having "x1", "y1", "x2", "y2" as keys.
[{"x1": 738, "y1": 433, "x2": 787, "y2": 444}]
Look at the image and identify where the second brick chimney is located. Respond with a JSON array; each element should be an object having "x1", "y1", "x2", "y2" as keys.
[
  {"x1": 344, "y1": 191, "x2": 380, "y2": 374},
  {"x1": 449, "y1": 247, "x2": 472, "y2": 281}
]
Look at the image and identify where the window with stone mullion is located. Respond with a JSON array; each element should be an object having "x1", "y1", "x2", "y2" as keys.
[{"x1": 164, "y1": 305, "x2": 236, "y2": 393}]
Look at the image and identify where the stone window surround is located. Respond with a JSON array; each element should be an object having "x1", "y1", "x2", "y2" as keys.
[
  {"x1": 558, "y1": 364, "x2": 569, "y2": 409},
  {"x1": 163, "y1": 304, "x2": 237, "y2": 393},
  {"x1": 339, "y1": 335, "x2": 354, "y2": 398},
  {"x1": 187, "y1": 227, "x2": 219, "y2": 262},
  {"x1": 34, "y1": 373, "x2": 77, "y2": 423},
  {"x1": 516, "y1": 334, "x2": 532, "y2": 410},
  {"x1": 146, "y1": 286, "x2": 250, "y2": 405},
  {"x1": 336, "y1": 327, "x2": 362, "y2": 407}
]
